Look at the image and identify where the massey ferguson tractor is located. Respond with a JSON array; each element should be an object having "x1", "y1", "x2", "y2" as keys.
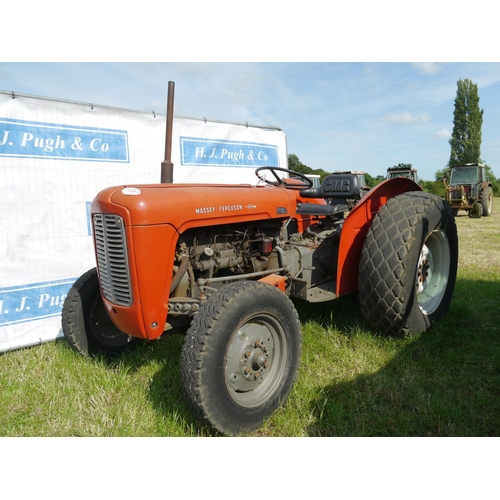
[{"x1": 62, "y1": 167, "x2": 458, "y2": 436}]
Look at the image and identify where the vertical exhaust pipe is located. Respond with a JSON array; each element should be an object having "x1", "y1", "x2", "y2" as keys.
[{"x1": 161, "y1": 81, "x2": 175, "y2": 183}]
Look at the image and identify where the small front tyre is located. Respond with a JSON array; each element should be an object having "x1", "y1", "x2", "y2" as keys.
[
  {"x1": 469, "y1": 202, "x2": 483, "y2": 218},
  {"x1": 359, "y1": 191, "x2": 458, "y2": 337},
  {"x1": 62, "y1": 268, "x2": 136, "y2": 357},
  {"x1": 180, "y1": 281, "x2": 302, "y2": 436}
]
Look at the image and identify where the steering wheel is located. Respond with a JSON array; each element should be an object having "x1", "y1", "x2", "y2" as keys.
[{"x1": 255, "y1": 167, "x2": 314, "y2": 190}]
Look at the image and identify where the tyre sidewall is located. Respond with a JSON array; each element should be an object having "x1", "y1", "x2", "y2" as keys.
[{"x1": 403, "y1": 193, "x2": 458, "y2": 332}]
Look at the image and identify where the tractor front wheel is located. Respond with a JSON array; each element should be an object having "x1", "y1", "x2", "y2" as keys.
[
  {"x1": 469, "y1": 202, "x2": 483, "y2": 218},
  {"x1": 62, "y1": 268, "x2": 136, "y2": 357},
  {"x1": 180, "y1": 281, "x2": 302, "y2": 435},
  {"x1": 359, "y1": 192, "x2": 458, "y2": 337}
]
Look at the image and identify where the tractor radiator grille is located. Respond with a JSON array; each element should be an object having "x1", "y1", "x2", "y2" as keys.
[{"x1": 93, "y1": 214, "x2": 132, "y2": 306}]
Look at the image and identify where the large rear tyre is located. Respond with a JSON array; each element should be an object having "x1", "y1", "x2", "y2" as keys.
[
  {"x1": 61, "y1": 268, "x2": 136, "y2": 357},
  {"x1": 180, "y1": 281, "x2": 302, "y2": 436},
  {"x1": 479, "y1": 186, "x2": 493, "y2": 216},
  {"x1": 359, "y1": 192, "x2": 458, "y2": 338}
]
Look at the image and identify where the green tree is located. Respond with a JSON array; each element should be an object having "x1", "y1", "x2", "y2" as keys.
[
  {"x1": 448, "y1": 79, "x2": 484, "y2": 167},
  {"x1": 287, "y1": 154, "x2": 329, "y2": 181},
  {"x1": 364, "y1": 172, "x2": 375, "y2": 187},
  {"x1": 483, "y1": 163, "x2": 496, "y2": 183},
  {"x1": 288, "y1": 153, "x2": 311, "y2": 174},
  {"x1": 421, "y1": 180, "x2": 446, "y2": 197},
  {"x1": 364, "y1": 173, "x2": 386, "y2": 188},
  {"x1": 434, "y1": 166, "x2": 450, "y2": 181},
  {"x1": 482, "y1": 163, "x2": 500, "y2": 195}
]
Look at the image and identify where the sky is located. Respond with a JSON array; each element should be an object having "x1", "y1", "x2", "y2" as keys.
[{"x1": 2, "y1": 61, "x2": 499, "y2": 182}]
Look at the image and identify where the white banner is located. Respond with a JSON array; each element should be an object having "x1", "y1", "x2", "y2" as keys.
[{"x1": 0, "y1": 91, "x2": 287, "y2": 353}]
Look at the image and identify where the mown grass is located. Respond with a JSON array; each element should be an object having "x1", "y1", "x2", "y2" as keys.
[{"x1": 1, "y1": 203, "x2": 499, "y2": 437}]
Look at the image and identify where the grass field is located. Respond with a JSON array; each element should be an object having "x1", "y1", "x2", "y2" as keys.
[{"x1": 1, "y1": 203, "x2": 499, "y2": 437}]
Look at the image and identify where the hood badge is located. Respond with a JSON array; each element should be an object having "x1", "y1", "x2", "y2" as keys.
[{"x1": 122, "y1": 187, "x2": 141, "y2": 196}]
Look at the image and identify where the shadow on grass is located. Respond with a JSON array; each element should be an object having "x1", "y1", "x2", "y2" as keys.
[
  {"x1": 56, "y1": 323, "x2": 205, "y2": 434},
  {"x1": 303, "y1": 279, "x2": 500, "y2": 437},
  {"x1": 121, "y1": 329, "x2": 208, "y2": 434}
]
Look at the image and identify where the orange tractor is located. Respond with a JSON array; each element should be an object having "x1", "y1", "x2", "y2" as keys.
[{"x1": 62, "y1": 167, "x2": 458, "y2": 435}]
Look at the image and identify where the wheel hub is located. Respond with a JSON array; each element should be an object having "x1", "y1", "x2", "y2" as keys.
[
  {"x1": 224, "y1": 316, "x2": 287, "y2": 408},
  {"x1": 226, "y1": 325, "x2": 272, "y2": 391},
  {"x1": 418, "y1": 255, "x2": 430, "y2": 284},
  {"x1": 242, "y1": 339, "x2": 270, "y2": 381}
]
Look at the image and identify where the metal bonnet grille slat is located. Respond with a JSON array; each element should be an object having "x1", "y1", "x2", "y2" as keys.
[{"x1": 93, "y1": 213, "x2": 132, "y2": 306}]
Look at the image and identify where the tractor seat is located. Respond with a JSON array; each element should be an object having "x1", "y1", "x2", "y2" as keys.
[{"x1": 295, "y1": 173, "x2": 362, "y2": 216}]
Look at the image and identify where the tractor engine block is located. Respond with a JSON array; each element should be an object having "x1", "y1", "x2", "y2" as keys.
[{"x1": 168, "y1": 217, "x2": 343, "y2": 316}]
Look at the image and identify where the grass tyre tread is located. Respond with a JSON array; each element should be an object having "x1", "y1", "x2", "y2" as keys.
[{"x1": 358, "y1": 191, "x2": 458, "y2": 338}]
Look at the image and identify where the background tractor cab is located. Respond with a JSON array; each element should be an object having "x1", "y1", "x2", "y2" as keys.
[{"x1": 444, "y1": 163, "x2": 493, "y2": 218}]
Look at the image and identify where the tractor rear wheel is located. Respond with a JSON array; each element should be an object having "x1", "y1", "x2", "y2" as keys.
[
  {"x1": 358, "y1": 192, "x2": 458, "y2": 338},
  {"x1": 180, "y1": 280, "x2": 302, "y2": 435},
  {"x1": 479, "y1": 186, "x2": 493, "y2": 216},
  {"x1": 62, "y1": 268, "x2": 136, "y2": 357}
]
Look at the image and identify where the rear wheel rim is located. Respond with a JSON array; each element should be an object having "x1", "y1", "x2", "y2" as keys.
[{"x1": 416, "y1": 229, "x2": 450, "y2": 315}]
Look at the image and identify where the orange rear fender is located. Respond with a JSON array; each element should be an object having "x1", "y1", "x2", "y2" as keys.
[{"x1": 336, "y1": 178, "x2": 422, "y2": 296}]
